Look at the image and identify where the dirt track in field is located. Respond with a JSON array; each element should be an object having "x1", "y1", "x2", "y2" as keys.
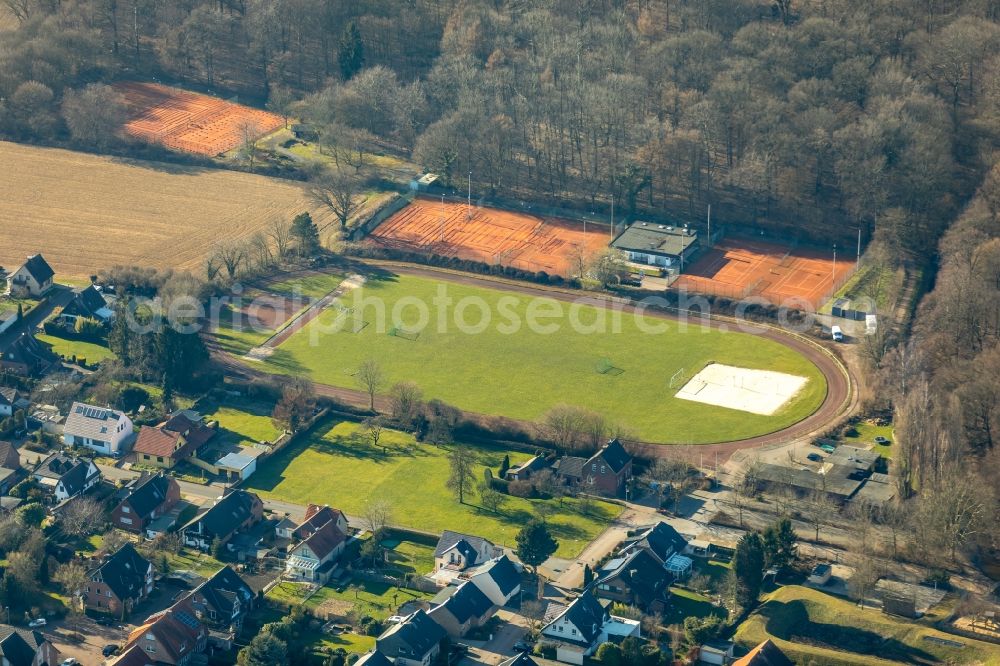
[
  {"x1": 0, "y1": 141, "x2": 332, "y2": 279},
  {"x1": 214, "y1": 261, "x2": 854, "y2": 459}
]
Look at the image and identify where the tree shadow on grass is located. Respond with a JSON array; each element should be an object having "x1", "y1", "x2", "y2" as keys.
[{"x1": 761, "y1": 600, "x2": 939, "y2": 665}]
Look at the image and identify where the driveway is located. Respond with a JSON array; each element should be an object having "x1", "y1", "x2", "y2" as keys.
[
  {"x1": 550, "y1": 505, "x2": 660, "y2": 590},
  {"x1": 462, "y1": 610, "x2": 529, "y2": 666},
  {"x1": 42, "y1": 615, "x2": 131, "y2": 666}
]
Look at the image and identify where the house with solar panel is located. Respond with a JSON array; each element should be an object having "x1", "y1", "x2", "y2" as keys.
[
  {"x1": 121, "y1": 604, "x2": 207, "y2": 665},
  {"x1": 62, "y1": 401, "x2": 134, "y2": 456}
]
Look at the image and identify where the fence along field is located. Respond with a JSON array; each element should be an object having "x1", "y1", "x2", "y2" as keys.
[
  {"x1": 113, "y1": 82, "x2": 284, "y2": 156},
  {"x1": 0, "y1": 141, "x2": 332, "y2": 279},
  {"x1": 368, "y1": 196, "x2": 612, "y2": 276}
]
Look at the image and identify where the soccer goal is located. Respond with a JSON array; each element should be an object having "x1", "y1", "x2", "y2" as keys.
[
  {"x1": 668, "y1": 367, "x2": 687, "y2": 389},
  {"x1": 595, "y1": 358, "x2": 625, "y2": 376},
  {"x1": 388, "y1": 326, "x2": 420, "y2": 341}
]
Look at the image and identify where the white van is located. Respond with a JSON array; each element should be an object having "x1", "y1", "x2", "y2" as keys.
[{"x1": 831, "y1": 325, "x2": 844, "y2": 342}]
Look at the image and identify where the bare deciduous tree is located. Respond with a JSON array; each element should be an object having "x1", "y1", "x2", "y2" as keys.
[
  {"x1": 362, "y1": 498, "x2": 392, "y2": 538},
  {"x1": 59, "y1": 497, "x2": 105, "y2": 537},
  {"x1": 356, "y1": 358, "x2": 384, "y2": 411},
  {"x1": 308, "y1": 169, "x2": 364, "y2": 230}
]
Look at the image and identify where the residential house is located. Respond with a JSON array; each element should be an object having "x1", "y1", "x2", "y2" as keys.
[
  {"x1": 133, "y1": 410, "x2": 216, "y2": 469},
  {"x1": 731, "y1": 639, "x2": 793, "y2": 666},
  {"x1": 620, "y1": 522, "x2": 689, "y2": 566},
  {"x1": 108, "y1": 644, "x2": 158, "y2": 666},
  {"x1": 540, "y1": 593, "x2": 641, "y2": 665},
  {"x1": 31, "y1": 452, "x2": 101, "y2": 502},
  {"x1": 0, "y1": 331, "x2": 58, "y2": 376},
  {"x1": 434, "y1": 531, "x2": 502, "y2": 572},
  {"x1": 182, "y1": 489, "x2": 263, "y2": 551},
  {"x1": 554, "y1": 439, "x2": 633, "y2": 498},
  {"x1": 0, "y1": 387, "x2": 28, "y2": 418},
  {"x1": 355, "y1": 651, "x2": 394, "y2": 666},
  {"x1": 122, "y1": 605, "x2": 207, "y2": 665},
  {"x1": 62, "y1": 401, "x2": 134, "y2": 456},
  {"x1": 504, "y1": 455, "x2": 548, "y2": 481},
  {"x1": 376, "y1": 610, "x2": 446, "y2": 666},
  {"x1": 428, "y1": 581, "x2": 497, "y2": 637},
  {"x1": 467, "y1": 555, "x2": 522, "y2": 607},
  {"x1": 698, "y1": 640, "x2": 735, "y2": 666},
  {"x1": 620, "y1": 522, "x2": 692, "y2": 577},
  {"x1": 274, "y1": 516, "x2": 297, "y2": 540},
  {"x1": 593, "y1": 548, "x2": 672, "y2": 613},
  {"x1": 84, "y1": 543, "x2": 155, "y2": 617},
  {"x1": 0, "y1": 624, "x2": 61, "y2": 666},
  {"x1": 182, "y1": 566, "x2": 255, "y2": 644},
  {"x1": 583, "y1": 439, "x2": 632, "y2": 497},
  {"x1": 60, "y1": 285, "x2": 113, "y2": 325},
  {"x1": 0, "y1": 441, "x2": 23, "y2": 495},
  {"x1": 293, "y1": 504, "x2": 349, "y2": 539},
  {"x1": 6, "y1": 255, "x2": 54, "y2": 298},
  {"x1": 112, "y1": 472, "x2": 181, "y2": 535},
  {"x1": 285, "y1": 518, "x2": 347, "y2": 584}
]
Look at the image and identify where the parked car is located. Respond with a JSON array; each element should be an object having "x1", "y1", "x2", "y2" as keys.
[
  {"x1": 831, "y1": 325, "x2": 844, "y2": 341},
  {"x1": 807, "y1": 452, "x2": 823, "y2": 462},
  {"x1": 27, "y1": 618, "x2": 46, "y2": 628},
  {"x1": 514, "y1": 641, "x2": 534, "y2": 652},
  {"x1": 102, "y1": 645, "x2": 120, "y2": 657},
  {"x1": 874, "y1": 436, "x2": 891, "y2": 444},
  {"x1": 819, "y1": 444, "x2": 836, "y2": 454},
  {"x1": 61, "y1": 659, "x2": 80, "y2": 666}
]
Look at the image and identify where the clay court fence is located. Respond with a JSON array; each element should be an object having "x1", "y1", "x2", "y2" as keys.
[
  {"x1": 431, "y1": 192, "x2": 617, "y2": 234},
  {"x1": 349, "y1": 191, "x2": 414, "y2": 242}
]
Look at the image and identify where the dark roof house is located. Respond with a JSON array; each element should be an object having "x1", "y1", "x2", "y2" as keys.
[
  {"x1": 594, "y1": 547, "x2": 672, "y2": 610},
  {"x1": 61, "y1": 285, "x2": 112, "y2": 321},
  {"x1": 621, "y1": 522, "x2": 689, "y2": 564},
  {"x1": 0, "y1": 624, "x2": 60, "y2": 666},
  {"x1": 113, "y1": 472, "x2": 180, "y2": 533},
  {"x1": 376, "y1": 610, "x2": 446, "y2": 665},
  {"x1": 182, "y1": 489, "x2": 263, "y2": 551}
]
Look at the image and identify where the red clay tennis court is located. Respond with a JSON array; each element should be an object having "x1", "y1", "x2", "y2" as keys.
[
  {"x1": 369, "y1": 197, "x2": 611, "y2": 276},
  {"x1": 113, "y1": 82, "x2": 284, "y2": 156},
  {"x1": 674, "y1": 239, "x2": 855, "y2": 310}
]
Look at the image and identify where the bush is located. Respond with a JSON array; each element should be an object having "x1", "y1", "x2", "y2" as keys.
[
  {"x1": 595, "y1": 642, "x2": 623, "y2": 666},
  {"x1": 508, "y1": 479, "x2": 534, "y2": 498}
]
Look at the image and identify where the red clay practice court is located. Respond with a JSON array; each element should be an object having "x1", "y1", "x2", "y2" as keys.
[
  {"x1": 368, "y1": 197, "x2": 611, "y2": 276},
  {"x1": 674, "y1": 238, "x2": 855, "y2": 309},
  {"x1": 113, "y1": 82, "x2": 284, "y2": 156}
]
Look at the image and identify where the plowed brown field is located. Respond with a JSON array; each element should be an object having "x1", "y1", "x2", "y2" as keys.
[{"x1": 0, "y1": 141, "x2": 331, "y2": 279}]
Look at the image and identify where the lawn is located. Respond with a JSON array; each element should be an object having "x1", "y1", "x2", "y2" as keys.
[
  {"x1": 267, "y1": 272, "x2": 346, "y2": 299},
  {"x1": 164, "y1": 549, "x2": 225, "y2": 578},
  {"x1": 844, "y1": 421, "x2": 894, "y2": 459},
  {"x1": 209, "y1": 302, "x2": 276, "y2": 356},
  {"x1": 247, "y1": 419, "x2": 620, "y2": 558},
  {"x1": 663, "y1": 587, "x2": 727, "y2": 627},
  {"x1": 382, "y1": 538, "x2": 436, "y2": 576},
  {"x1": 36, "y1": 333, "x2": 113, "y2": 364},
  {"x1": 268, "y1": 577, "x2": 433, "y2": 621},
  {"x1": 257, "y1": 274, "x2": 827, "y2": 444},
  {"x1": 202, "y1": 401, "x2": 282, "y2": 445},
  {"x1": 734, "y1": 585, "x2": 1000, "y2": 666},
  {"x1": 307, "y1": 579, "x2": 434, "y2": 620}
]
